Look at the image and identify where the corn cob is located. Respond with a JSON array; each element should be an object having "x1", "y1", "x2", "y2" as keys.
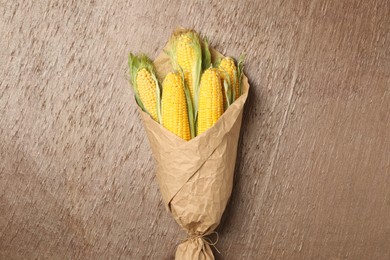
[
  {"x1": 177, "y1": 34, "x2": 196, "y2": 99},
  {"x1": 219, "y1": 57, "x2": 239, "y2": 102},
  {"x1": 128, "y1": 53, "x2": 161, "y2": 122},
  {"x1": 169, "y1": 30, "x2": 204, "y2": 114},
  {"x1": 162, "y1": 72, "x2": 191, "y2": 141},
  {"x1": 197, "y1": 68, "x2": 224, "y2": 135}
]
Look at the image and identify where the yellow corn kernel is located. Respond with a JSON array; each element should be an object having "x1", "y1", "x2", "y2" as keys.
[
  {"x1": 220, "y1": 57, "x2": 239, "y2": 100},
  {"x1": 136, "y1": 68, "x2": 158, "y2": 121},
  {"x1": 176, "y1": 32, "x2": 200, "y2": 102},
  {"x1": 197, "y1": 68, "x2": 224, "y2": 135},
  {"x1": 162, "y1": 72, "x2": 191, "y2": 141}
]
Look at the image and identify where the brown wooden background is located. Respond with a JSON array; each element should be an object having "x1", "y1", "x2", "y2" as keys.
[{"x1": 1, "y1": 0, "x2": 389, "y2": 259}]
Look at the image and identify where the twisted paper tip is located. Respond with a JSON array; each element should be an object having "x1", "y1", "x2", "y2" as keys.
[{"x1": 182, "y1": 231, "x2": 221, "y2": 254}]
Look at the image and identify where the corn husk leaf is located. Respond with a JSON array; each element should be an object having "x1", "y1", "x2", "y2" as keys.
[
  {"x1": 178, "y1": 66, "x2": 196, "y2": 139},
  {"x1": 237, "y1": 54, "x2": 245, "y2": 97},
  {"x1": 201, "y1": 37, "x2": 212, "y2": 70},
  {"x1": 220, "y1": 67, "x2": 232, "y2": 109}
]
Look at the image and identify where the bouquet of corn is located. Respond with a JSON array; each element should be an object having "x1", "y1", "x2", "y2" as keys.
[{"x1": 128, "y1": 28, "x2": 249, "y2": 260}]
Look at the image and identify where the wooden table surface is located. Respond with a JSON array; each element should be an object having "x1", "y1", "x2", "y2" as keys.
[{"x1": 1, "y1": 0, "x2": 389, "y2": 259}]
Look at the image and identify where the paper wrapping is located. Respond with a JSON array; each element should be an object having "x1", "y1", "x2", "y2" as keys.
[{"x1": 138, "y1": 44, "x2": 249, "y2": 260}]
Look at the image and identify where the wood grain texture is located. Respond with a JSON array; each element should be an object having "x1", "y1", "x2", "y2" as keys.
[{"x1": 0, "y1": 0, "x2": 389, "y2": 259}]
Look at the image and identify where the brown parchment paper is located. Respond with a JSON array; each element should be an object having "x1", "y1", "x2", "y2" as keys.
[{"x1": 139, "y1": 43, "x2": 249, "y2": 260}]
